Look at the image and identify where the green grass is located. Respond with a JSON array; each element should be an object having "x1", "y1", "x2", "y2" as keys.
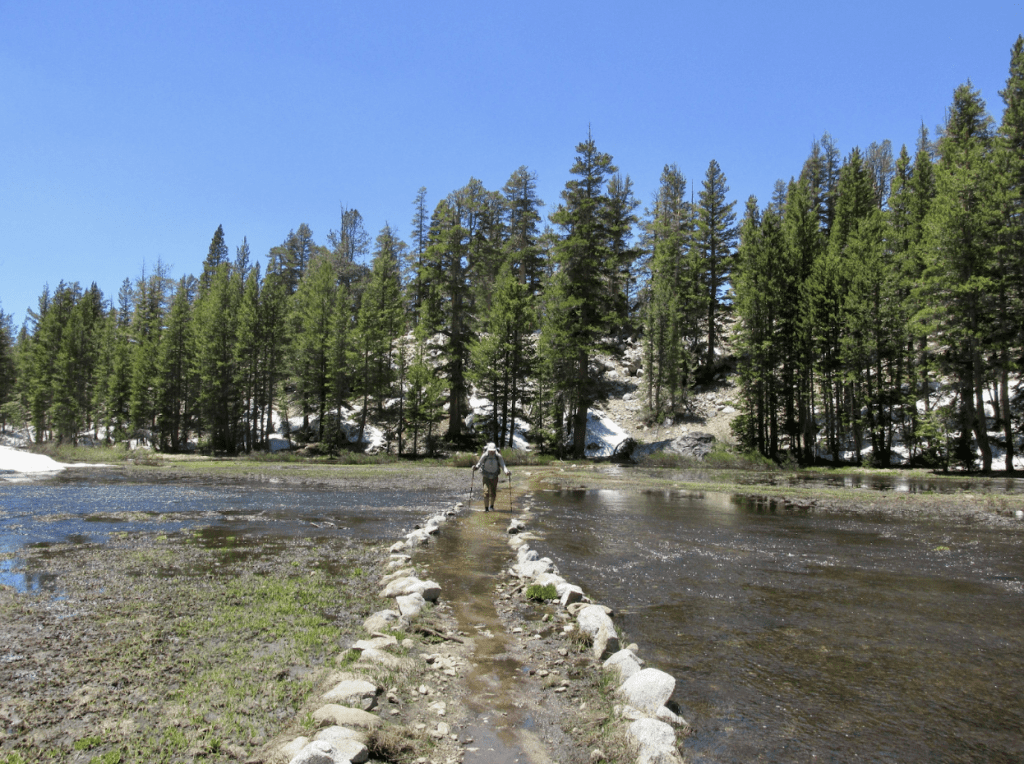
[{"x1": 526, "y1": 583, "x2": 558, "y2": 601}]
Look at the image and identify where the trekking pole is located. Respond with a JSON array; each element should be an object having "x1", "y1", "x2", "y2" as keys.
[
  {"x1": 507, "y1": 471, "x2": 513, "y2": 512},
  {"x1": 468, "y1": 468, "x2": 475, "y2": 508}
]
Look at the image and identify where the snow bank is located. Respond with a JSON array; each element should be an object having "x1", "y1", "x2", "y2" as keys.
[{"x1": 0, "y1": 446, "x2": 67, "y2": 479}]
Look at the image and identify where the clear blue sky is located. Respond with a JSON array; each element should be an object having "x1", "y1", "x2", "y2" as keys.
[{"x1": 1, "y1": 0, "x2": 1020, "y2": 327}]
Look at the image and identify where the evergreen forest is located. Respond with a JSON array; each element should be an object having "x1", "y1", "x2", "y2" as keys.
[{"x1": 1, "y1": 39, "x2": 1023, "y2": 471}]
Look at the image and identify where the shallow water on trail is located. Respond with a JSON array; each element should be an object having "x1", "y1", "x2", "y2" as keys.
[
  {"x1": 0, "y1": 474, "x2": 455, "y2": 591},
  {"x1": 527, "y1": 488, "x2": 1024, "y2": 764}
]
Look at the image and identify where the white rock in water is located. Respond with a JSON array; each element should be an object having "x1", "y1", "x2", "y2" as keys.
[
  {"x1": 628, "y1": 717, "x2": 675, "y2": 751},
  {"x1": 559, "y1": 583, "x2": 584, "y2": 607},
  {"x1": 618, "y1": 668, "x2": 676, "y2": 716},
  {"x1": 603, "y1": 648, "x2": 643, "y2": 682}
]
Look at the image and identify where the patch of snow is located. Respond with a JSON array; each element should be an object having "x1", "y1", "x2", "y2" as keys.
[
  {"x1": 0, "y1": 446, "x2": 67, "y2": 480},
  {"x1": 584, "y1": 410, "x2": 631, "y2": 458}
]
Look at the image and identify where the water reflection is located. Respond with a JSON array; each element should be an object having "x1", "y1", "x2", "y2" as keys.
[
  {"x1": 0, "y1": 476, "x2": 456, "y2": 593},
  {"x1": 528, "y1": 489, "x2": 1024, "y2": 764}
]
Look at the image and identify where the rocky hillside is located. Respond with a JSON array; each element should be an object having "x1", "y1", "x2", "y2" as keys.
[{"x1": 591, "y1": 336, "x2": 741, "y2": 453}]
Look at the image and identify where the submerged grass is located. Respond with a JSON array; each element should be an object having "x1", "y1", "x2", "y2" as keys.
[{"x1": 0, "y1": 534, "x2": 384, "y2": 764}]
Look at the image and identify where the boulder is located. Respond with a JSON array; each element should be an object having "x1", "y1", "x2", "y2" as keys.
[
  {"x1": 618, "y1": 668, "x2": 676, "y2": 716},
  {"x1": 311, "y1": 704, "x2": 382, "y2": 730},
  {"x1": 577, "y1": 605, "x2": 619, "y2": 660},
  {"x1": 356, "y1": 648, "x2": 410, "y2": 671},
  {"x1": 279, "y1": 737, "x2": 309, "y2": 762},
  {"x1": 627, "y1": 718, "x2": 675, "y2": 751},
  {"x1": 628, "y1": 718, "x2": 684, "y2": 764},
  {"x1": 405, "y1": 529, "x2": 431, "y2": 547},
  {"x1": 396, "y1": 591, "x2": 427, "y2": 619},
  {"x1": 379, "y1": 568, "x2": 416, "y2": 586},
  {"x1": 288, "y1": 739, "x2": 336, "y2": 764},
  {"x1": 362, "y1": 610, "x2": 400, "y2": 633},
  {"x1": 322, "y1": 679, "x2": 380, "y2": 710},
  {"x1": 313, "y1": 726, "x2": 368, "y2": 763},
  {"x1": 517, "y1": 546, "x2": 539, "y2": 563},
  {"x1": 591, "y1": 623, "x2": 620, "y2": 660},
  {"x1": 512, "y1": 559, "x2": 555, "y2": 579},
  {"x1": 379, "y1": 576, "x2": 441, "y2": 602},
  {"x1": 533, "y1": 572, "x2": 567, "y2": 591},
  {"x1": 559, "y1": 584, "x2": 584, "y2": 607},
  {"x1": 668, "y1": 431, "x2": 715, "y2": 460},
  {"x1": 655, "y1": 705, "x2": 688, "y2": 727},
  {"x1": 577, "y1": 604, "x2": 616, "y2": 638},
  {"x1": 603, "y1": 649, "x2": 643, "y2": 682}
]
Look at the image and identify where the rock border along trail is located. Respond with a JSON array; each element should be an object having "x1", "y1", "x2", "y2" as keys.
[{"x1": 276, "y1": 473, "x2": 688, "y2": 764}]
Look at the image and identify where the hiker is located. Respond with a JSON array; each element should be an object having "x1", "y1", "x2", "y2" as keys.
[{"x1": 472, "y1": 442, "x2": 510, "y2": 511}]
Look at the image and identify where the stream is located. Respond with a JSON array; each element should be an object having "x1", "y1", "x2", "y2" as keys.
[{"x1": 524, "y1": 486, "x2": 1024, "y2": 763}]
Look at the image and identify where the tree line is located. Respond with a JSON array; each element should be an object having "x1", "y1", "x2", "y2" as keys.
[
  {"x1": 0, "y1": 38, "x2": 1022, "y2": 469},
  {"x1": 732, "y1": 38, "x2": 1024, "y2": 472}
]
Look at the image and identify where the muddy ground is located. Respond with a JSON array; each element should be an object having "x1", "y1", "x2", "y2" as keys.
[{"x1": 2, "y1": 462, "x2": 1022, "y2": 764}]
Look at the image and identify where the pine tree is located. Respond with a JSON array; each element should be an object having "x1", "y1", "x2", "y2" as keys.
[
  {"x1": 292, "y1": 253, "x2": 337, "y2": 440},
  {"x1": 640, "y1": 164, "x2": 695, "y2": 420},
  {"x1": 234, "y1": 264, "x2": 263, "y2": 452},
  {"x1": 469, "y1": 261, "x2": 536, "y2": 448},
  {"x1": 419, "y1": 180, "x2": 502, "y2": 444},
  {"x1": 155, "y1": 276, "x2": 197, "y2": 451},
  {"x1": 129, "y1": 261, "x2": 173, "y2": 437},
  {"x1": 104, "y1": 279, "x2": 135, "y2": 440},
  {"x1": 193, "y1": 261, "x2": 239, "y2": 452},
  {"x1": 0, "y1": 307, "x2": 19, "y2": 432},
  {"x1": 918, "y1": 82, "x2": 998, "y2": 471},
  {"x1": 695, "y1": 159, "x2": 738, "y2": 369},
  {"x1": 502, "y1": 167, "x2": 545, "y2": 292},
  {"x1": 994, "y1": 34, "x2": 1024, "y2": 472},
  {"x1": 404, "y1": 338, "x2": 446, "y2": 456},
  {"x1": 352, "y1": 225, "x2": 406, "y2": 446},
  {"x1": 781, "y1": 176, "x2": 822, "y2": 461},
  {"x1": 544, "y1": 131, "x2": 622, "y2": 457},
  {"x1": 200, "y1": 225, "x2": 229, "y2": 291},
  {"x1": 268, "y1": 224, "x2": 317, "y2": 295},
  {"x1": 406, "y1": 187, "x2": 431, "y2": 321}
]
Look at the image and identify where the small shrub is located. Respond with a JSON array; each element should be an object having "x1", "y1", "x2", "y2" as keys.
[
  {"x1": 526, "y1": 583, "x2": 558, "y2": 601},
  {"x1": 446, "y1": 452, "x2": 478, "y2": 468}
]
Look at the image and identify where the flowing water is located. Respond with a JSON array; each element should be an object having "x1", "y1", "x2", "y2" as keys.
[{"x1": 524, "y1": 487, "x2": 1024, "y2": 763}]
